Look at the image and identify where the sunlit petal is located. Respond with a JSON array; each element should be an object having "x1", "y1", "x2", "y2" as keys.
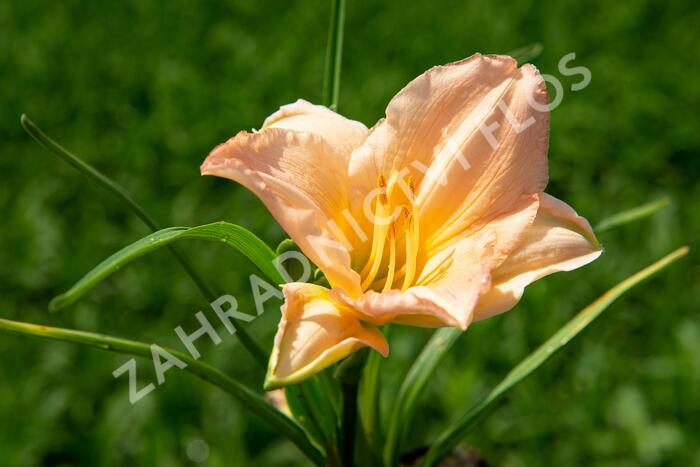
[
  {"x1": 337, "y1": 231, "x2": 496, "y2": 330},
  {"x1": 265, "y1": 283, "x2": 388, "y2": 389},
  {"x1": 262, "y1": 99, "x2": 368, "y2": 156},
  {"x1": 474, "y1": 193, "x2": 603, "y2": 320},
  {"x1": 201, "y1": 127, "x2": 363, "y2": 296},
  {"x1": 347, "y1": 54, "x2": 549, "y2": 248}
]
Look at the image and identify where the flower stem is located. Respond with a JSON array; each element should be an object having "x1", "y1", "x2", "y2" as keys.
[{"x1": 322, "y1": 0, "x2": 346, "y2": 110}]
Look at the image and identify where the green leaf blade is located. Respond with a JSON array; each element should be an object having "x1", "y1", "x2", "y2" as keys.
[
  {"x1": 383, "y1": 327, "x2": 462, "y2": 467},
  {"x1": 595, "y1": 196, "x2": 671, "y2": 233},
  {"x1": 284, "y1": 384, "x2": 328, "y2": 455},
  {"x1": 285, "y1": 377, "x2": 340, "y2": 462},
  {"x1": 359, "y1": 348, "x2": 384, "y2": 466},
  {"x1": 419, "y1": 246, "x2": 688, "y2": 467},
  {"x1": 0, "y1": 317, "x2": 324, "y2": 465},
  {"x1": 21, "y1": 114, "x2": 159, "y2": 230},
  {"x1": 50, "y1": 222, "x2": 282, "y2": 312}
]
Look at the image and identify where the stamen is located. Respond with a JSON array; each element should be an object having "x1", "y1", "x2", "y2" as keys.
[
  {"x1": 360, "y1": 175, "x2": 391, "y2": 289},
  {"x1": 382, "y1": 224, "x2": 397, "y2": 292},
  {"x1": 360, "y1": 176, "x2": 387, "y2": 278},
  {"x1": 360, "y1": 171, "x2": 409, "y2": 292}
]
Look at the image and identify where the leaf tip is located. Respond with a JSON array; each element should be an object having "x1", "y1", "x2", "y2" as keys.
[
  {"x1": 20, "y1": 113, "x2": 31, "y2": 130},
  {"x1": 48, "y1": 296, "x2": 65, "y2": 313}
]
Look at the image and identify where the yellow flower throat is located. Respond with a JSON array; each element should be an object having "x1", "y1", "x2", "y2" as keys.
[{"x1": 359, "y1": 172, "x2": 420, "y2": 293}]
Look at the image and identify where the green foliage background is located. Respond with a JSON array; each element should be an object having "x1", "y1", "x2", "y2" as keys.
[{"x1": 1, "y1": 0, "x2": 698, "y2": 465}]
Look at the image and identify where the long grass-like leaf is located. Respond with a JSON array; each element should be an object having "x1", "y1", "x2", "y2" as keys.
[
  {"x1": 595, "y1": 196, "x2": 671, "y2": 233},
  {"x1": 20, "y1": 115, "x2": 268, "y2": 366},
  {"x1": 285, "y1": 377, "x2": 340, "y2": 463},
  {"x1": 50, "y1": 222, "x2": 283, "y2": 312},
  {"x1": 20, "y1": 114, "x2": 214, "y2": 297},
  {"x1": 285, "y1": 384, "x2": 326, "y2": 453},
  {"x1": 419, "y1": 246, "x2": 689, "y2": 467},
  {"x1": 359, "y1": 349, "x2": 384, "y2": 466},
  {"x1": 321, "y1": 2, "x2": 353, "y2": 463},
  {"x1": 383, "y1": 327, "x2": 462, "y2": 466},
  {"x1": 0, "y1": 317, "x2": 324, "y2": 465},
  {"x1": 336, "y1": 348, "x2": 369, "y2": 467},
  {"x1": 21, "y1": 115, "x2": 160, "y2": 230},
  {"x1": 383, "y1": 196, "x2": 673, "y2": 465},
  {"x1": 322, "y1": 0, "x2": 346, "y2": 110}
]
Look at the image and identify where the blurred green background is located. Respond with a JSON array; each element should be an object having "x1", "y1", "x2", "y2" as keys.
[{"x1": 1, "y1": 0, "x2": 698, "y2": 465}]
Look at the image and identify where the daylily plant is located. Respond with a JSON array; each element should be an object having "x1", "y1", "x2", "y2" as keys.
[
  {"x1": 8, "y1": 21, "x2": 687, "y2": 464},
  {"x1": 201, "y1": 53, "x2": 602, "y2": 389}
]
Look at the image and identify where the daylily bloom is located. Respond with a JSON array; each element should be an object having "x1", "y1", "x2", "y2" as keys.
[{"x1": 201, "y1": 53, "x2": 602, "y2": 389}]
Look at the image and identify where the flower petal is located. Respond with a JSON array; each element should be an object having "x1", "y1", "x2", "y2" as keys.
[
  {"x1": 262, "y1": 99, "x2": 368, "y2": 156},
  {"x1": 265, "y1": 283, "x2": 388, "y2": 389},
  {"x1": 337, "y1": 194, "x2": 541, "y2": 329},
  {"x1": 201, "y1": 107, "x2": 367, "y2": 296},
  {"x1": 336, "y1": 231, "x2": 497, "y2": 330},
  {"x1": 347, "y1": 54, "x2": 549, "y2": 252},
  {"x1": 474, "y1": 193, "x2": 603, "y2": 320},
  {"x1": 417, "y1": 58, "x2": 550, "y2": 249},
  {"x1": 423, "y1": 193, "x2": 540, "y2": 268}
]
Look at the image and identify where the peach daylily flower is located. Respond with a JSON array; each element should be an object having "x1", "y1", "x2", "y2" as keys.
[{"x1": 201, "y1": 54, "x2": 602, "y2": 389}]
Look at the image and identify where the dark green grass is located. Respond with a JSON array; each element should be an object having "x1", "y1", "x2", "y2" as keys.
[{"x1": 0, "y1": 0, "x2": 698, "y2": 465}]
